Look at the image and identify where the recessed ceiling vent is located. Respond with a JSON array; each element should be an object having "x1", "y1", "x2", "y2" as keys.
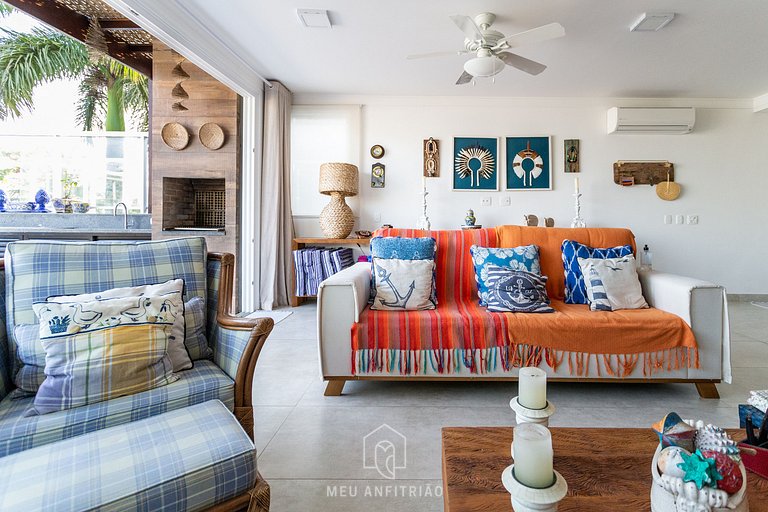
[
  {"x1": 297, "y1": 9, "x2": 332, "y2": 28},
  {"x1": 630, "y1": 12, "x2": 675, "y2": 32}
]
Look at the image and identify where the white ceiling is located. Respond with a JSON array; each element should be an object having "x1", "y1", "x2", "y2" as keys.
[{"x1": 170, "y1": 0, "x2": 768, "y2": 98}]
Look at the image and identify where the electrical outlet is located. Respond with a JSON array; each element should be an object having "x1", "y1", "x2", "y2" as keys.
[
  {"x1": 687, "y1": 215, "x2": 699, "y2": 225},
  {"x1": 675, "y1": 214, "x2": 684, "y2": 225},
  {"x1": 480, "y1": 197, "x2": 492, "y2": 207},
  {"x1": 501, "y1": 196, "x2": 512, "y2": 206},
  {"x1": 663, "y1": 215, "x2": 672, "y2": 224},
  {"x1": 373, "y1": 212, "x2": 382, "y2": 222}
]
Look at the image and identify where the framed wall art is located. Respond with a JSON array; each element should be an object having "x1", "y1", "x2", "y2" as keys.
[
  {"x1": 371, "y1": 163, "x2": 385, "y2": 188},
  {"x1": 564, "y1": 139, "x2": 579, "y2": 173},
  {"x1": 453, "y1": 137, "x2": 499, "y2": 191},
  {"x1": 505, "y1": 136, "x2": 552, "y2": 190}
]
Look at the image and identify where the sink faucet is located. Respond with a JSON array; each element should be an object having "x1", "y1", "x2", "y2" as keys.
[{"x1": 114, "y1": 202, "x2": 128, "y2": 229}]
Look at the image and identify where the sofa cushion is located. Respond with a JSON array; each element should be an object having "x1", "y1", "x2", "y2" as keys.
[
  {"x1": 0, "y1": 400, "x2": 256, "y2": 511},
  {"x1": 371, "y1": 258, "x2": 436, "y2": 310},
  {"x1": 495, "y1": 226, "x2": 636, "y2": 300},
  {"x1": 579, "y1": 256, "x2": 649, "y2": 311},
  {"x1": 370, "y1": 236, "x2": 437, "y2": 306},
  {"x1": 0, "y1": 360, "x2": 233, "y2": 457},
  {"x1": 484, "y1": 266, "x2": 554, "y2": 313},
  {"x1": 30, "y1": 295, "x2": 181, "y2": 416},
  {"x1": 562, "y1": 240, "x2": 633, "y2": 304},
  {"x1": 4, "y1": 237, "x2": 209, "y2": 390},
  {"x1": 470, "y1": 245, "x2": 540, "y2": 305}
]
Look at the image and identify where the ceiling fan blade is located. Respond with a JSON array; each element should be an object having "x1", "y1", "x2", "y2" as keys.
[
  {"x1": 456, "y1": 71, "x2": 474, "y2": 85},
  {"x1": 497, "y1": 52, "x2": 547, "y2": 75},
  {"x1": 493, "y1": 22, "x2": 565, "y2": 50},
  {"x1": 450, "y1": 14, "x2": 484, "y2": 42},
  {"x1": 406, "y1": 50, "x2": 469, "y2": 60}
]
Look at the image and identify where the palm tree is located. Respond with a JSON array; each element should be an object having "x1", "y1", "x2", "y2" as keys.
[{"x1": 0, "y1": 10, "x2": 148, "y2": 131}]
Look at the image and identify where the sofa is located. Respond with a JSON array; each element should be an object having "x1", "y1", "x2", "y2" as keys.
[
  {"x1": 317, "y1": 226, "x2": 731, "y2": 398},
  {"x1": 0, "y1": 237, "x2": 273, "y2": 510}
]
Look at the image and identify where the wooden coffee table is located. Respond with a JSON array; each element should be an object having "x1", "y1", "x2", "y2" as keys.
[{"x1": 441, "y1": 427, "x2": 768, "y2": 512}]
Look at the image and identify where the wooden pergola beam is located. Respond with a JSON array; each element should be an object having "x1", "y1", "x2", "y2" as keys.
[
  {"x1": 98, "y1": 19, "x2": 141, "y2": 30},
  {"x1": 3, "y1": 0, "x2": 152, "y2": 77}
]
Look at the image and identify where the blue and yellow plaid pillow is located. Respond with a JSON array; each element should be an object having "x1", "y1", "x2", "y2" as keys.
[{"x1": 30, "y1": 294, "x2": 181, "y2": 416}]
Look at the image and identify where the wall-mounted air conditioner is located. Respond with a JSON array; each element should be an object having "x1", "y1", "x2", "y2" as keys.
[{"x1": 607, "y1": 107, "x2": 695, "y2": 134}]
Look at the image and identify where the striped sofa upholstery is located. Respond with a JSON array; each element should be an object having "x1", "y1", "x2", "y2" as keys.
[{"x1": 0, "y1": 400, "x2": 257, "y2": 511}]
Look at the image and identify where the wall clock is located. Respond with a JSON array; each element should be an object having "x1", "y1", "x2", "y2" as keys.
[{"x1": 370, "y1": 144, "x2": 385, "y2": 159}]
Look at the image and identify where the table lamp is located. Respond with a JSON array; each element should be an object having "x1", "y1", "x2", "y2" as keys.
[{"x1": 319, "y1": 162, "x2": 358, "y2": 238}]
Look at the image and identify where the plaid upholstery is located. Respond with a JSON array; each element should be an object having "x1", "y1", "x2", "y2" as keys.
[
  {"x1": 0, "y1": 400, "x2": 257, "y2": 511},
  {"x1": 0, "y1": 360, "x2": 233, "y2": 457},
  {"x1": 185, "y1": 296, "x2": 212, "y2": 361},
  {"x1": 206, "y1": 257, "x2": 221, "y2": 342},
  {"x1": 0, "y1": 269, "x2": 9, "y2": 401},
  {"x1": 211, "y1": 325, "x2": 252, "y2": 381}
]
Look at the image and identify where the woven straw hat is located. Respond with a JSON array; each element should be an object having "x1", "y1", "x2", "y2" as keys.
[
  {"x1": 319, "y1": 163, "x2": 358, "y2": 197},
  {"x1": 199, "y1": 123, "x2": 225, "y2": 150},
  {"x1": 656, "y1": 180, "x2": 681, "y2": 201},
  {"x1": 161, "y1": 122, "x2": 189, "y2": 150}
]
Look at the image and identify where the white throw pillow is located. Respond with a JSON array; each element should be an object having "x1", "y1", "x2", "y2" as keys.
[
  {"x1": 370, "y1": 258, "x2": 436, "y2": 311},
  {"x1": 47, "y1": 279, "x2": 192, "y2": 371},
  {"x1": 577, "y1": 255, "x2": 649, "y2": 311}
]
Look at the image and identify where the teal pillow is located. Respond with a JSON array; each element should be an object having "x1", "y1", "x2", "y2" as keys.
[{"x1": 470, "y1": 245, "x2": 541, "y2": 306}]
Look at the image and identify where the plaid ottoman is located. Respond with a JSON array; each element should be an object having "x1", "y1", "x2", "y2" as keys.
[{"x1": 0, "y1": 400, "x2": 258, "y2": 511}]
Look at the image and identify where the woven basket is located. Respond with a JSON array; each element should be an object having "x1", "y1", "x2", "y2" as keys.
[
  {"x1": 319, "y1": 162, "x2": 358, "y2": 196},
  {"x1": 199, "y1": 123, "x2": 225, "y2": 150},
  {"x1": 161, "y1": 122, "x2": 189, "y2": 150},
  {"x1": 656, "y1": 181, "x2": 681, "y2": 201}
]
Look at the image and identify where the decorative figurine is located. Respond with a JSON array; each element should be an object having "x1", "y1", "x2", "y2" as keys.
[
  {"x1": 0, "y1": 189, "x2": 6, "y2": 212},
  {"x1": 465, "y1": 209, "x2": 476, "y2": 226},
  {"x1": 35, "y1": 189, "x2": 51, "y2": 212}
]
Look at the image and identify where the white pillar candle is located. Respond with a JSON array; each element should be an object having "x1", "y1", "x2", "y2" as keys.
[
  {"x1": 518, "y1": 366, "x2": 547, "y2": 409},
  {"x1": 574, "y1": 177, "x2": 579, "y2": 195},
  {"x1": 422, "y1": 174, "x2": 427, "y2": 189},
  {"x1": 513, "y1": 423, "x2": 555, "y2": 489}
]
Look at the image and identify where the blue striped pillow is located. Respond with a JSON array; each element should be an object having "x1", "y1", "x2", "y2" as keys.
[
  {"x1": 561, "y1": 240, "x2": 633, "y2": 304},
  {"x1": 483, "y1": 265, "x2": 554, "y2": 313}
]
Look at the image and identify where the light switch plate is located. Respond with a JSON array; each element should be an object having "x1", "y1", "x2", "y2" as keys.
[
  {"x1": 480, "y1": 197, "x2": 492, "y2": 207},
  {"x1": 663, "y1": 215, "x2": 672, "y2": 224},
  {"x1": 687, "y1": 215, "x2": 698, "y2": 225},
  {"x1": 501, "y1": 196, "x2": 512, "y2": 206},
  {"x1": 675, "y1": 214, "x2": 684, "y2": 224}
]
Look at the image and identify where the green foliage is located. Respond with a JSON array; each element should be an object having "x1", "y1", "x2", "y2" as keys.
[{"x1": 0, "y1": 21, "x2": 149, "y2": 131}]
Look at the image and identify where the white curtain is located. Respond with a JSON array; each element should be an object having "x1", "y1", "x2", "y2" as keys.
[{"x1": 259, "y1": 81, "x2": 294, "y2": 309}]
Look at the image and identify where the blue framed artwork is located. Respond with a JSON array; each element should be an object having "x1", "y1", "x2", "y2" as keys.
[
  {"x1": 505, "y1": 136, "x2": 552, "y2": 190},
  {"x1": 453, "y1": 137, "x2": 499, "y2": 191}
]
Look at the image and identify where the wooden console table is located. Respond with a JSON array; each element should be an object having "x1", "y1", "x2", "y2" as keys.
[
  {"x1": 441, "y1": 427, "x2": 768, "y2": 512},
  {"x1": 290, "y1": 237, "x2": 370, "y2": 307}
]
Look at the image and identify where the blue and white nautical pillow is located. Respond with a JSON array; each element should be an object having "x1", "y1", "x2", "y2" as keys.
[
  {"x1": 561, "y1": 240, "x2": 633, "y2": 304},
  {"x1": 370, "y1": 236, "x2": 437, "y2": 305},
  {"x1": 470, "y1": 245, "x2": 540, "y2": 306},
  {"x1": 370, "y1": 258, "x2": 436, "y2": 311},
  {"x1": 483, "y1": 266, "x2": 554, "y2": 313},
  {"x1": 578, "y1": 256, "x2": 648, "y2": 312}
]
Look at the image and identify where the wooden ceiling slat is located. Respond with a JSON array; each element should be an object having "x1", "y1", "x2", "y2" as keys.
[
  {"x1": 98, "y1": 19, "x2": 141, "y2": 30},
  {"x1": 4, "y1": 0, "x2": 152, "y2": 78}
]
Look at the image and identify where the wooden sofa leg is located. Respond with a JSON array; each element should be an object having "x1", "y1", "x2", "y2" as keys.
[
  {"x1": 324, "y1": 380, "x2": 346, "y2": 396},
  {"x1": 695, "y1": 382, "x2": 720, "y2": 399}
]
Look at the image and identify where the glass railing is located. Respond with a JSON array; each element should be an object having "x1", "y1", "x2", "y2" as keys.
[{"x1": 0, "y1": 132, "x2": 148, "y2": 214}]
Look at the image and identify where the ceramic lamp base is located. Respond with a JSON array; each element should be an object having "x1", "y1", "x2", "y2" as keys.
[
  {"x1": 319, "y1": 192, "x2": 354, "y2": 238},
  {"x1": 502, "y1": 465, "x2": 568, "y2": 512},
  {"x1": 510, "y1": 397, "x2": 556, "y2": 426}
]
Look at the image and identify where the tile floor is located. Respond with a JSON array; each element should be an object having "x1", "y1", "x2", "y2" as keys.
[{"x1": 253, "y1": 301, "x2": 768, "y2": 511}]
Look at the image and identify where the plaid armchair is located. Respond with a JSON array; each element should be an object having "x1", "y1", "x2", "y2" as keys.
[{"x1": 0, "y1": 238, "x2": 273, "y2": 449}]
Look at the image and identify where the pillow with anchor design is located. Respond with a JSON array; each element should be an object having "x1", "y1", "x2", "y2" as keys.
[
  {"x1": 29, "y1": 293, "x2": 181, "y2": 415},
  {"x1": 370, "y1": 258, "x2": 437, "y2": 311},
  {"x1": 369, "y1": 236, "x2": 438, "y2": 307}
]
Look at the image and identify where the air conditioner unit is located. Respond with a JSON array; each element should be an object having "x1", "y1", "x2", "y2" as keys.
[{"x1": 607, "y1": 107, "x2": 695, "y2": 134}]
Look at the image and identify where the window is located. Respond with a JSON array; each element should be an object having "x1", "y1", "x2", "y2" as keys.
[
  {"x1": 290, "y1": 105, "x2": 361, "y2": 216},
  {"x1": 0, "y1": 133, "x2": 148, "y2": 213}
]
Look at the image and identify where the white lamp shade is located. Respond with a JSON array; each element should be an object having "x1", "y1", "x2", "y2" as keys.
[{"x1": 463, "y1": 56, "x2": 505, "y2": 78}]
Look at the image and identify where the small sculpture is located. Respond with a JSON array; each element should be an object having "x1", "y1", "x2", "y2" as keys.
[
  {"x1": 657, "y1": 446, "x2": 688, "y2": 478},
  {"x1": 653, "y1": 412, "x2": 697, "y2": 452},
  {"x1": 35, "y1": 189, "x2": 51, "y2": 212},
  {"x1": 700, "y1": 450, "x2": 743, "y2": 494},
  {"x1": 677, "y1": 450, "x2": 722, "y2": 489},
  {"x1": 524, "y1": 214, "x2": 539, "y2": 227},
  {"x1": 694, "y1": 423, "x2": 741, "y2": 461},
  {"x1": 465, "y1": 209, "x2": 476, "y2": 226}
]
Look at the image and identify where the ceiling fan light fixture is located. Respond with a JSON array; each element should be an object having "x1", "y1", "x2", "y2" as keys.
[{"x1": 463, "y1": 55, "x2": 504, "y2": 78}]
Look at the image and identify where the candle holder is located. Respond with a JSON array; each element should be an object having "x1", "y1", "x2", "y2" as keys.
[
  {"x1": 571, "y1": 193, "x2": 586, "y2": 228},
  {"x1": 510, "y1": 397, "x2": 556, "y2": 426},
  {"x1": 502, "y1": 465, "x2": 568, "y2": 512}
]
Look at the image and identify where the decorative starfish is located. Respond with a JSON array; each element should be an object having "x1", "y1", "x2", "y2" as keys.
[{"x1": 677, "y1": 450, "x2": 723, "y2": 489}]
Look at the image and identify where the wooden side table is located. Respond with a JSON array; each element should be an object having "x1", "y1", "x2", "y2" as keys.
[
  {"x1": 441, "y1": 427, "x2": 768, "y2": 512},
  {"x1": 290, "y1": 237, "x2": 370, "y2": 307}
]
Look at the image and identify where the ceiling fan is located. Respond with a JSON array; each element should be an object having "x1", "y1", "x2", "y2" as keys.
[{"x1": 407, "y1": 13, "x2": 565, "y2": 85}]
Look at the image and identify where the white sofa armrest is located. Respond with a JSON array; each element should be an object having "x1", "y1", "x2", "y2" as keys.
[
  {"x1": 317, "y1": 262, "x2": 371, "y2": 377},
  {"x1": 638, "y1": 270, "x2": 731, "y2": 383}
]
